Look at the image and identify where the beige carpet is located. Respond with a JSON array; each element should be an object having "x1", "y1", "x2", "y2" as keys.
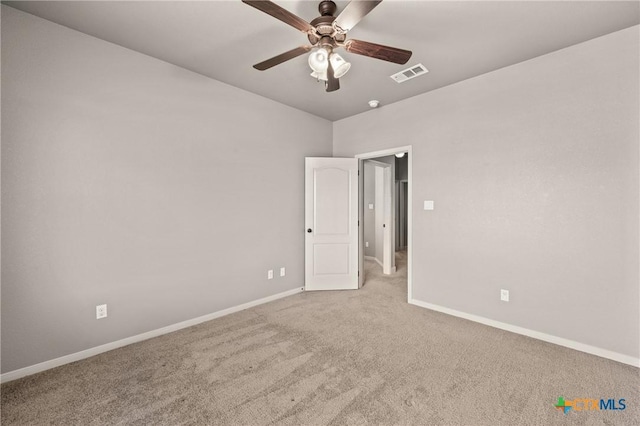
[{"x1": 2, "y1": 252, "x2": 639, "y2": 425}]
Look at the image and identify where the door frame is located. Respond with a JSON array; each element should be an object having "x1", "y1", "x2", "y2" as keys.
[{"x1": 356, "y1": 146, "x2": 413, "y2": 301}]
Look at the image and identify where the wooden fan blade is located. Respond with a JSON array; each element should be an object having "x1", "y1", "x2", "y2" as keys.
[
  {"x1": 242, "y1": 0, "x2": 314, "y2": 33},
  {"x1": 344, "y1": 39, "x2": 412, "y2": 64},
  {"x1": 253, "y1": 46, "x2": 313, "y2": 71},
  {"x1": 333, "y1": 0, "x2": 382, "y2": 32},
  {"x1": 326, "y1": 60, "x2": 340, "y2": 92}
]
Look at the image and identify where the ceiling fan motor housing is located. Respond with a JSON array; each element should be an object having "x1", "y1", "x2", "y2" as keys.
[
  {"x1": 307, "y1": 13, "x2": 346, "y2": 46},
  {"x1": 318, "y1": 0, "x2": 337, "y2": 16}
]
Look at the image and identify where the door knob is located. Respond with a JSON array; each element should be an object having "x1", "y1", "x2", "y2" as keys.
[{"x1": 307, "y1": 228, "x2": 312, "y2": 233}]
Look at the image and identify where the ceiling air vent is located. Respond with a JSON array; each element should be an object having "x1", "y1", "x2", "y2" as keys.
[{"x1": 390, "y1": 63, "x2": 429, "y2": 83}]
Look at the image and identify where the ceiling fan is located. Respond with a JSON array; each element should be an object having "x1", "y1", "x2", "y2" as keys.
[{"x1": 242, "y1": 0, "x2": 412, "y2": 92}]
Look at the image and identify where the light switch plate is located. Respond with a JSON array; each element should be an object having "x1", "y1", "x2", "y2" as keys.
[
  {"x1": 368, "y1": 203, "x2": 374, "y2": 210},
  {"x1": 424, "y1": 200, "x2": 434, "y2": 210}
]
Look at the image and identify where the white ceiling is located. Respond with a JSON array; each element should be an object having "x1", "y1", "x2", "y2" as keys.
[{"x1": 4, "y1": 1, "x2": 639, "y2": 121}]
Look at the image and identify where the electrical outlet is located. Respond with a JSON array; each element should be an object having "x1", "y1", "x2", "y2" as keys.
[
  {"x1": 96, "y1": 304, "x2": 107, "y2": 319},
  {"x1": 280, "y1": 267, "x2": 286, "y2": 277},
  {"x1": 500, "y1": 289, "x2": 509, "y2": 302},
  {"x1": 268, "y1": 270, "x2": 274, "y2": 280}
]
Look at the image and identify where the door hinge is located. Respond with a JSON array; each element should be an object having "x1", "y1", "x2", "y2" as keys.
[
  {"x1": 358, "y1": 170, "x2": 360, "y2": 176},
  {"x1": 358, "y1": 271, "x2": 360, "y2": 277}
]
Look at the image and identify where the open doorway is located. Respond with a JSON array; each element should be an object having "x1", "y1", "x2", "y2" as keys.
[
  {"x1": 356, "y1": 146, "x2": 412, "y2": 302},
  {"x1": 363, "y1": 159, "x2": 394, "y2": 274}
]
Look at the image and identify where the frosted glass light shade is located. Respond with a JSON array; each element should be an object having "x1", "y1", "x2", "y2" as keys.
[
  {"x1": 308, "y1": 48, "x2": 329, "y2": 73},
  {"x1": 329, "y1": 53, "x2": 351, "y2": 78},
  {"x1": 310, "y1": 70, "x2": 328, "y2": 81}
]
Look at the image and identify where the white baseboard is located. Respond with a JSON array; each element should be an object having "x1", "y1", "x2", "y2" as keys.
[
  {"x1": 365, "y1": 256, "x2": 396, "y2": 274},
  {"x1": 1, "y1": 287, "x2": 304, "y2": 383},
  {"x1": 365, "y1": 256, "x2": 383, "y2": 268},
  {"x1": 409, "y1": 298, "x2": 639, "y2": 368}
]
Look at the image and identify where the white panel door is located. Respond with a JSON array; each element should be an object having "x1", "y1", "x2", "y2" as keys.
[{"x1": 305, "y1": 157, "x2": 359, "y2": 291}]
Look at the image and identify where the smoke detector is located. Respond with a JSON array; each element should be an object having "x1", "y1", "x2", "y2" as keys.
[{"x1": 390, "y1": 63, "x2": 428, "y2": 83}]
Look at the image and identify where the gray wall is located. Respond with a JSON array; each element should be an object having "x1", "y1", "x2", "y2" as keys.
[
  {"x1": 334, "y1": 26, "x2": 640, "y2": 358},
  {"x1": 396, "y1": 155, "x2": 408, "y2": 181},
  {"x1": 1, "y1": 7, "x2": 332, "y2": 373}
]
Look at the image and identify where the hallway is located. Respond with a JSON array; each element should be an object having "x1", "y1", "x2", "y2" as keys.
[{"x1": 363, "y1": 250, "x2": 408, "y2": 302}]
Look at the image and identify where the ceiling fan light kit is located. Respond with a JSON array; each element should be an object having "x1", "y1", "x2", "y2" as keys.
[
  {"x1": 242, "y1": 0, "x2": 412, "y2": 93},
  {"x1": 309, "y1": 49, "x2": 351, "y2": 81}
]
